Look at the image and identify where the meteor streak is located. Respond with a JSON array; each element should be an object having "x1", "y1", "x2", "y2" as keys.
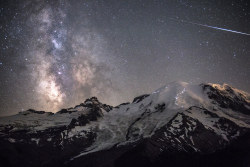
[{"x1": 171, "y1": 18, "x2": 250, "y2": 36}]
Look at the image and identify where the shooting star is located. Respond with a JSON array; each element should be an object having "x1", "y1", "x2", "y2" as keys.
[{"x1": 171, "y1": 18, "x2": 250, "y2": 36}]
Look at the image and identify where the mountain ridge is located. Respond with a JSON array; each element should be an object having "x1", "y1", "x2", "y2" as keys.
[{"x1": 0, "y1": 81, "x2": 249, "y2": 167}]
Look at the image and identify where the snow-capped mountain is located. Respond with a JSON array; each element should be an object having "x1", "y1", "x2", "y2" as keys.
[{"x1": 0, "y1": 81, "x2": 250, "y2": 167}]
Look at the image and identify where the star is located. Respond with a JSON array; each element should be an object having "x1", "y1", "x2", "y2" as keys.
[{"x1": 52, "y1": 39, "x2": 62, "y2": 49}]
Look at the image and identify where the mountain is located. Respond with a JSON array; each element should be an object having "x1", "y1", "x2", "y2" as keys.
[{"x1": 0, "y1": 81, "x2": 249, "y2": 167}]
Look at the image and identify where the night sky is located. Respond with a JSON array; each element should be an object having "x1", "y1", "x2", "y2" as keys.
[{"x1": 0, "y1": 0, "x2": 249, "y2": 116}]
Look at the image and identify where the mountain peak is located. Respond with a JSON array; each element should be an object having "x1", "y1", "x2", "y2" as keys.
[{"x1": 83, "y1": 96, "x2": 100, "y2": 105}]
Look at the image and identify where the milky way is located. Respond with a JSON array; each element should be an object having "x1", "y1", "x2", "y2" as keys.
[
  {"x1": 0, "y1": 0, "x2": 250, "y2": 115},
  {"x1": 26, "y1": 1, "x2": 121, "y2": 112}
]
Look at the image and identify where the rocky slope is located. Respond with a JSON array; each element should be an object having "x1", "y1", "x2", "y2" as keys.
[{"x1": 0, "y1": 81, "x2": 249, "y2": 167}]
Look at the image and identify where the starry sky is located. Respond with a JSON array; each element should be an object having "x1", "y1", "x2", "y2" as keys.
[{"x1": 0, "y1": 0, "x2": 249, "y2": 116}]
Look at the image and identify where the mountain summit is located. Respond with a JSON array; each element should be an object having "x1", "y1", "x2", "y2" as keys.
[{"x1": 0, "y1": 82, "x2": 249, "y2": 167}]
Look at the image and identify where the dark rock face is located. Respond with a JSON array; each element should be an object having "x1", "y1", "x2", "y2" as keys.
[
  {"x1": 58, "y1": 108, "x2": 77, "y2": 114},
  {"x1": 202, "y1": 84, "x2": 250, "y2": 115},
  {"x1": 133, "y1": 94, "x2": 150, "y2": 103},
  {"x1": 114, "y1": 102, "x2": 130, "y2": 109},
  {"x1": 22, "y1": 109, "x2": 51, "y2": 115},
  {"x1": 69, "y1": 108, "x2": 103, "y2": 127}
]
